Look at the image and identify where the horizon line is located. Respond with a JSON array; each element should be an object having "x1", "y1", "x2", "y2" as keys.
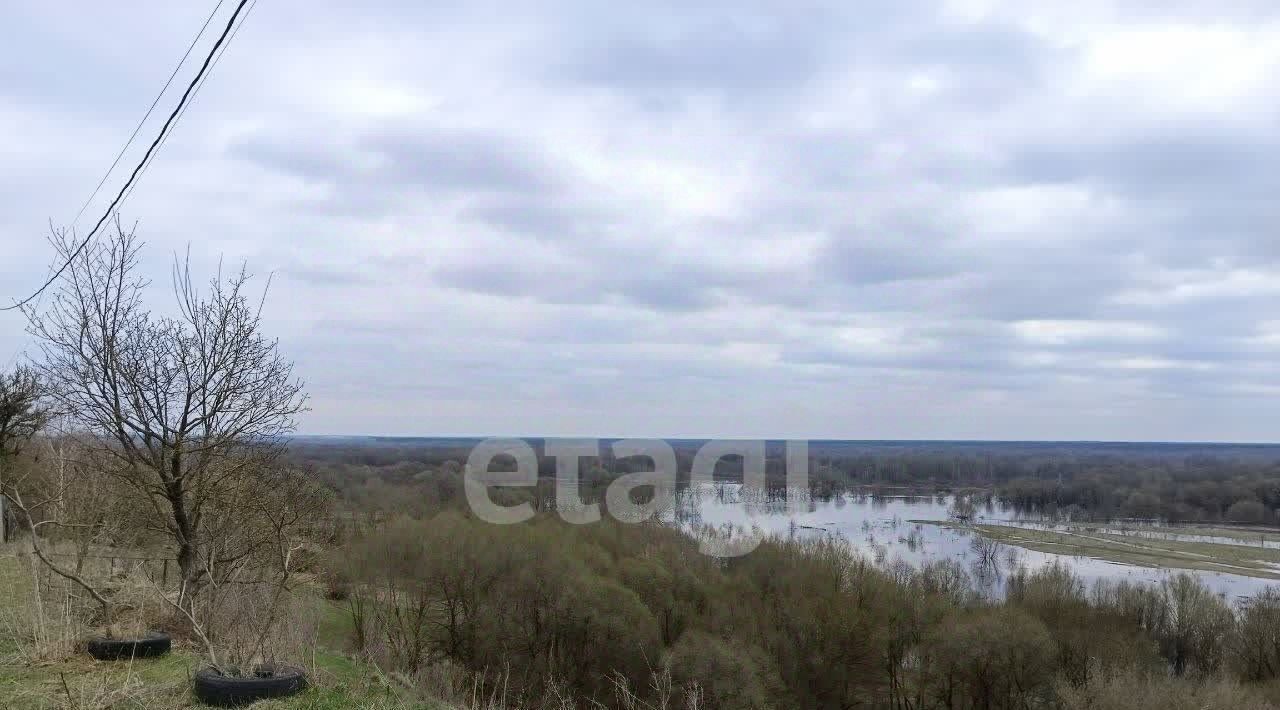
[{"x1": 289, "y1": 433, "x2": 1280, "y2": 447}]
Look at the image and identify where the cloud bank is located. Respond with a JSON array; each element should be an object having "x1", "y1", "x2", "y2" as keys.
[{"x1": 2, "y1": 0, "x2": 1279, "y2": 440}]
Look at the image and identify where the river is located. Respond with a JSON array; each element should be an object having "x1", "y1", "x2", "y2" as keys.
[{"x1": 669, "y1": 484, "x2": 1276, "y2": 600}]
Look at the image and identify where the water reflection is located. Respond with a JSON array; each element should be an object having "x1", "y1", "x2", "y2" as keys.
[{"x1": 666, "y1": 483, "x2": 1276, "y2": 600}]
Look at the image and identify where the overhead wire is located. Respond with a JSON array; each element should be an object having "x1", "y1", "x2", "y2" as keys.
[
  {"x1": 2, "y1": 0, "x2": 255, "y2": 312},
  {"x1": 119, "y1": 0, "x2": 259, "y2": 208},
  {"x1": 69, "y1": 0, "x2": 228, "y2": 233}
]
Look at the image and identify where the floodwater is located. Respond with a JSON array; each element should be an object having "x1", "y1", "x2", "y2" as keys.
[{"x1": 669, "y1": 484, "x2": 1276, "y2": 601}]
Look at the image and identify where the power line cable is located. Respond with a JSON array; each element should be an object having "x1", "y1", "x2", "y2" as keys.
[
  {"x1": 119, "y1": 0, "x2": 258, "y2": 209},
  {"x1": 70, "y1": 0, "x2": 227, "y2": 232},
  {"x1": 2, "y1": 0, "x2": 253, "y2": 312}
]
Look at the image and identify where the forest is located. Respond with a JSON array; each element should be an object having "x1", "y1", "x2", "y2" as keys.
[
  {"x1": 295, "y1": 436, "x2": 1280, "y2": 525},
  {"x1": 307, "y1": 437, "x2": 1280, "y2": 709}
]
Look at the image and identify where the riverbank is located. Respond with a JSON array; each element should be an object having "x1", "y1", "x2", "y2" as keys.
[{"x1": 916, "y1": 521, "x2": 1280, "y2": 581}]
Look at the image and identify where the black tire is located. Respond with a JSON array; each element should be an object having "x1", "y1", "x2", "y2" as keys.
[
  {"x1": 194, "y1": 665, "x2": 309, "y2": 707},
  {"x1": 85, "y1": 631, "x2": 171, "y2": 661}
]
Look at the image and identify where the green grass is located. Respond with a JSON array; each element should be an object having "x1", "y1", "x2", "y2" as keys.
[
  {"x1": 0, "y1": 550, "x2": 29, "y2": 659},
  {"x1": 1050, "y1": 522, "x2": 1280, "y2": 548},
  {"x1": 0, "y1": 649, "x2": 433, "y2": 709},
  {"x1": 916, "y1": 521, "x2": 1280, "y2": 579},
  {"x1": 0, "y1": 552, "x2": 445, "y2": 709}
]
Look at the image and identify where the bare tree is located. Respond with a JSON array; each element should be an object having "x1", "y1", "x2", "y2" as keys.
[
  {"x1": 970, "y1": 534, "x2": 1001, "y2": 570},
  {"x1": 24, "y1": 223, "x2": 308, "y2": 613},
  {"x1": 151, "y1": 463, "x2": 330, "y2": 670}
]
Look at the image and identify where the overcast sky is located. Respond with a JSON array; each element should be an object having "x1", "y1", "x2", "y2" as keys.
[{"x1": 2, "y1": 1, "x2": 1279, "y2": 441}]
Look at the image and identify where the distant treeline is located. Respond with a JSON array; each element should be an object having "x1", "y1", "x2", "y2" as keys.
[{"x1": 290, "y1": 437, "x2": 1280, "y2": 525}]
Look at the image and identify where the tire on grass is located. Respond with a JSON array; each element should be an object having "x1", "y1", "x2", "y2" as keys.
[
  {"x1": 85, "y1": 631, "x2": 172, "y2": 661},
  {"x1": 193, "y1": 665, "x2": 309, "y2": 707}
]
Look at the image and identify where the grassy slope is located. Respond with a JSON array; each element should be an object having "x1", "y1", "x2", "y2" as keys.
[
  {"x1": 0, "y1": 552, "x2": 442, "y2": 709},
  {"x1": 917, "y1": 521, "x2": 1280, "y2": 579}
]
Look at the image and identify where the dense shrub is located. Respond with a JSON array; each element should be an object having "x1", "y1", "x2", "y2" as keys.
[{"x1": 666, "y1": 631, "x2": 780, "y2": 710}]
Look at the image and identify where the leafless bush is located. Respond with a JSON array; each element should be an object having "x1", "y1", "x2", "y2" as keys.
[
  {"x1": 189, "y1": 584, "x2": 320, "y2": 674},
  {"x1": 1056, "y1": 663, "x2": 1273, "y2": 710},
  {"x1": 1234, "y1": 587, "x2": 1280, "y2": 681},
  {"x1": 0, "y1": 551, "x2": 82, "y2": 663},
  {"x1": 150, "y1": 465, "x2": 330, "y2": 673},
  {"x1": 970, "y1": 533, "x2": 1001, "y2": 569}
]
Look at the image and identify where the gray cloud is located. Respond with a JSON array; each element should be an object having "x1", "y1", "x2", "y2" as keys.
[
  {"x1": 552, "y1": 10, "x2": 834, "y2": 99},
  {"x1": 2, "y1": 0, "x2": 1280, "y2": 440}
]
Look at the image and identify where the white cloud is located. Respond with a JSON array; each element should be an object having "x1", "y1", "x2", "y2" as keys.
[
  {"x1": 1012, "y1": 320, "x2": 1167, "y2": 345},
  {"x1": 1, "y1": 0, "x2": 1278, "y2": 439},
  {"x1": 1076, "y1": 24, "x2": 1280, "y2": 112}
]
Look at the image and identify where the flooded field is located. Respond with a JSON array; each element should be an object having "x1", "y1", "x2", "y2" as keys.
[{"x1": 671, "y1": 484, "x2": 1278, "y2": 600}]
